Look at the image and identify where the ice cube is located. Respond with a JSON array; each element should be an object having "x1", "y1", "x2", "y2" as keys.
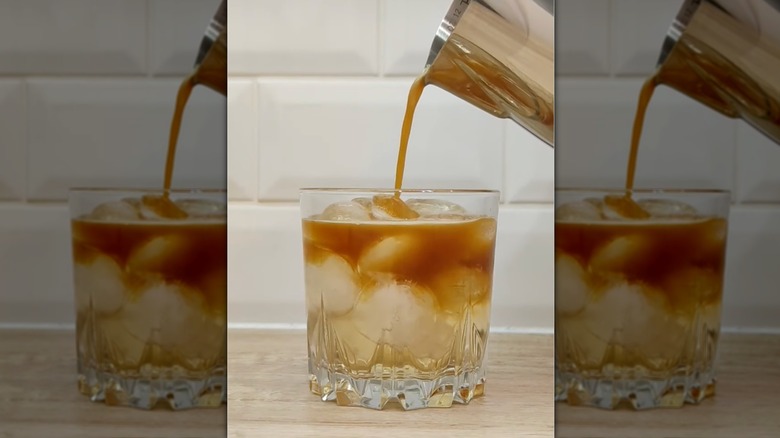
[
  {"x1": 406, "y1": 199, "x2": 467, "y2": 217},
  {"x1": 555, "y1": 254, "x2": 589, "y2": 316},
  {"x1": 580, "y1": 282, "x2": 674, "y2": 350},
  {"x1": 663, "y1": 267, "x2": 723, "y2": 311},
  {"x1": 305, "y1": 252, "x2": 361, "y2": 316},
  {"x1": 98, "y1": 284, "x2": 175, "y2": 367},
  {"x1": 601, "y1": 195, "x2": 650, "y2": 220},
  {"x1": 318, "y1": 201, "x2": 371, "y2": 222},
  {"x1": 199, "y1": 268, "x2": 227, "y2": 312},
  {"x1": 115, "y1": 282, "x2": 218, "y2": 365},
  {"x1": 637, "y1": 199, "x2": 698, "y2": 218},
  {"x1": 351, "y1": 197, "x2": 373, "y2": 209},
  {"x1": 351, "y1": 279, "x2": 450, "y2": 359},
  {"x1": 175, "y1": 199, "x2": 226, "y2": 218},
  {"x1": 155, "y1": 285, "x2": 224, "y2": 362},
  {"x1": 73, "y1": 254, "x2": 125, "y2": 315},
  {"x1": 466, "y1": 218, "x2": 497, "y2": 257},
  {"x1": 555, "y1": 200, "x2": 601, "y2": 222},
  {"x1": 89, "y1": 200, "x2": 140, "y2": 222},
  {"x1": 126, "y1": 234, "x2": 192, "y2": 274},
  {"x1": 590, "y1": 234, "x2": 654, "y2": 273},
  {"x1": 357, "y1": 234, "x2": 421, "y2": 275},
  {"x1": 696, "y1": 218, "x2": 728, "y2": 260},
  {"x1": 371, "y1": 195, "x2": 419, "y2": 220},
  {"x1": 139, "y1": 194, "x2": 188, "y2": 220},
  {"x1": 429, "y1": 266, "x2": 490, "y2": 314}
]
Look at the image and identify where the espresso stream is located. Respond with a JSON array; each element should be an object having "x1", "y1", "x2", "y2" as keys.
[
  {"x1": 164, "y1": 30, "x2": 227, "y2": 194},
  {"x1": 164, "y1": 75, "x2": 196, "y2": 193},
  {"x1": 394, "y1": 76, "x2": 426, "y2": 191},
  {"x1": 625, "y1": 78, "x2": 657, "y2": 192}
]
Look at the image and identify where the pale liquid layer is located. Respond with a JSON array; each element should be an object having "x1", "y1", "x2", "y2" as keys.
[
  {"x1": 72, "y1": 218, "x2": 227, "y2": 375},
  {"x1": 555, "y1": 216, "x2": 726, "y2": 408},
  {"x1": 304, "y1": 215, "x2": 496, "y2": 407}
]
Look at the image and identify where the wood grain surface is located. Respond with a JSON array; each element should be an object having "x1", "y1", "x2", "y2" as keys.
[
  {"x1": 4, "y1": 329, "x2": 773, "y2": 438},
  {"x1": 0, "y1": 329, "x2": 225, "y2": 438},
  {"x1": 556, "y1": 333, "x2": 780, "y2": 438},
  {"x1": 227, "y1": 330, "x2": 554, "y2": 438}
]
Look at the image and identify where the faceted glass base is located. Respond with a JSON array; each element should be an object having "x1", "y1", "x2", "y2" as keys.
[
  {"x1": 555, "y1": 369, "x2": 716, "y2": 410},
  {"x1": 78, "y1": 366, "x2": 226, "y2": 410},
  {"x1": 309, "y1": 362, "x2": 486, "y2": 410}
]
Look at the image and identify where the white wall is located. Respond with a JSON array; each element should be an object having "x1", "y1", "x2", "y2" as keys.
[
  {"x1": 226, "y1": 0, "x2": 555, "y2": 330},
  {"x1": 557, "y1": 0, "x2": 780, "y2": 330},
  {"x1": 4, "y1": 0, "x2": 773, "y2": 332},
  {"x1": 0, "y1": 0, "x2": 226, "y2": 325}
]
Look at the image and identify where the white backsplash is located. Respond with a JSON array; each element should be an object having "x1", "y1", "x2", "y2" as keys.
[
  {"x1": 1, "y1": 0, "x2": 777, "y2": 332},
  {"x1": 226, "y1": 0, "x2": 554, "y2": 330},
  {"x1": 556, "y1": 0, "x2": 780, "y2": 329},
  {"x1": 0, "y1": 0, "x2": 225, "y2": 324}
]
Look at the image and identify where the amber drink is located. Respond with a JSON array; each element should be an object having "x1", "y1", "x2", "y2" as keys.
[
  {"x1": 554, "y1": 189, "x2": 729, "y2": 409},
  {"x1": 69, "y1": 189, "x2": 227, "y2": 410},
  {"x1": 301, "y1": 189, "x2": 499, "y2": 410}
]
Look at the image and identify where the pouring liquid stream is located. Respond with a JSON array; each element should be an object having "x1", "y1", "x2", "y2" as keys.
[
  {"x1": 625, "y1": 78, "x2": 658, "y2": 194},
  {"x1": 393, "y1": 75, "x2": 427, "y2": 192},
  {"x1": 163, "y1": 75, "x2": 196, "y2": 193},
  {"x1": 163, "y1": 29, "x2": 226, "y2": 196}
]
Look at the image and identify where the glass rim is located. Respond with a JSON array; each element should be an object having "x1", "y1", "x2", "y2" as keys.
[
  {"x1": 555, "y1": 187, "x2": 730, "y2": 195},
  {"x1": 68, "y1": 187, "x2": 227, "y2": 194},
  {"x1": 299, "y1": 188, "x2": 500, "y2": 195}
]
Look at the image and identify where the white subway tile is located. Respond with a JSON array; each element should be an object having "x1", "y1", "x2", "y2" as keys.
[
  {"x1": 556, "y1": 0, "x2": 610, "y2": 75},
  {"x1": 227, "y1": 203, "x2": 305, "y2": 325},
  {"x1": 504, "y1": 121, "x2": 554, "y2": 203},
  {"x1": 0, "y1": 0, "x2": 146, "y2": 75},
  {"x1": 226, "y1": 202, "x2": 554, "y2": 329},
  {"x1": 492, "y1": 205, "x2": 554, "y2": 329},
  {"x1": 611, "y1": 0, "x2": 680, "y2": 76},
  {"x1": 149, "y1": 0, "x2": 218, "y2": 76},
  {"x1": 381, "y1": 0, "x2": 452, "y2": 75},
  {"x1": 722, "y1": 206, "x2": 780, "y2": 329},
  {"x1": 735, "y1": 121, "x2": 780, "y2": 203},
  {"x1": 27, "y1": 79, "x2": 225, "y2": 200},
  {"x1": 228, "y1": 0, "x2": 379, "y2": 75},
  {"x1": 255, "y1": 79, "x2": 504, "y2": 200},
  {"x1": 0, "y1": 204, "x2": 74, "y2": 324},
  {"x1": 227, "y1": 80, "x2": 257, "y2": 201},
  {"x1": 556, "y1": 79, "x2": 735, "y2": 193},
  {"x1": 0, "y1": 80, "x2": 26, "y2": 201}
]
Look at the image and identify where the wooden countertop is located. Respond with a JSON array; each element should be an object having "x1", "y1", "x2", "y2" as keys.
[
  {"x1": 4, "y1": 329, "x2": 774, "y2": 437},
  {"x1": 556, "y1": 333, "x2": 780, "y2": 438},
  {"x1": 0, "y1": 329, "x2": 225, "y2": 438},
  {"x1": 227, "y1": 330, "x2": 554, "y2": 438}
]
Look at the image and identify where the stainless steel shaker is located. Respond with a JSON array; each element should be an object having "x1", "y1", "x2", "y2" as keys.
[
  {"x1": 425, "y1": 0, "x2": 555, "y2": 147},
  {"x1": 193, "y1": 0, "x2": 227, "y2": 95},
  {"x1": 656, "y1": 0, "x2": 780, "y2": 144}
]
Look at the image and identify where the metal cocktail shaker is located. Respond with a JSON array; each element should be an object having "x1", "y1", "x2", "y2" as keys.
[
  {"x1": 193, "y1": 0, "x2": 227, "y2": 96},
  {"x1": 425, "y1": 0, "x2": 555, "y2": 147},
  {"x1": 656, "y1": 0, "x2": 780, "y2": 144}
]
